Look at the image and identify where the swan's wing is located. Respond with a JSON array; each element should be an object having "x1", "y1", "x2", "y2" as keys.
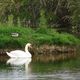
[
  {"x1": 9, "y1": 50, "x2": 32, "y2": 57},
  {"x1": 10, "y1": 50, "x2": 26, "y2": 57},
  {"x1": 6, "y1": 52, "x2": 16, "y2": 57},
  {"x1": 10, "y1": 50, "x2": 25, "y2": 54}
]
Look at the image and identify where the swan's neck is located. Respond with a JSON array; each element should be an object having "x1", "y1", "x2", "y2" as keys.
[{"x1": 25, "y1": 46, "x2": 29, "y2": 53}]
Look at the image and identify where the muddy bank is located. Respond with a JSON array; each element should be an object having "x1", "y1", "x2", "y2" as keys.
[
  {"x1": 32, "y1": 45, "x2": 76, "y2": 55},
  {"x1": 0, "y1": 45, "x2": 77, "y2": 55},
  {"x1": 31, "y1": 45, "x2": 77, "y2": 61}
]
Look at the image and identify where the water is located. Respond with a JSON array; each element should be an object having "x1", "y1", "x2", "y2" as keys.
[{"x1": 0, "y1": 55, "x2": 80, "y2": 80}]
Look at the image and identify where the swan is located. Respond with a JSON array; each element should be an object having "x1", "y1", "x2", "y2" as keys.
[{"x1": 6, "y1": 43, "x2": 32, "y2": 58}]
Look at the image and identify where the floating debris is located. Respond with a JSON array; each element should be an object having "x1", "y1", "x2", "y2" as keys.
[{"x1": 11, "y1": 33, "x2": 19, "y2": 37}]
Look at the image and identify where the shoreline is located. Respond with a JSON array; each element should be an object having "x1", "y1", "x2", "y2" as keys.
[{"x1": 0, "y1": 45, "x2": 77, "y2": 61}]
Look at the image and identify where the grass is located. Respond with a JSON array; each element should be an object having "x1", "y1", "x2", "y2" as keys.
[
  {"x1": 0, "y1": 24, "x2": 80, "y2": 48},
  {"x1": 0, "y1": 24, "x2": 34, "y2": 48}
]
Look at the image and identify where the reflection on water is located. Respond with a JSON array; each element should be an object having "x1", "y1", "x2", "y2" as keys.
[
  {"x1": 0, "y1": 54, "x2": 80, "y2": 80},
  {"x1": 7, "y1": 58, "x2": 32, "y2": 74},
  {"x1": 7, "y1": 58, "x2": 31, "y2": 66}
]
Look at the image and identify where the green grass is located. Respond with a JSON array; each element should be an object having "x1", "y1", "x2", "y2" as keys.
[
  {"x1": 0, "y1": 24, "x2": 34, "y2": 48},
  {"x1": 0, "y1": 24, "x2": 80, "y2": 48}
]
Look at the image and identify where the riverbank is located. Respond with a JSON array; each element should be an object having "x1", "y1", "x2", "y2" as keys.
[
  {"x1": 0, "y1": 24, "x2": 80, "y2": 61},
  {"x1": 0, "y1": 44, "x2": 78, "y2": 61}
]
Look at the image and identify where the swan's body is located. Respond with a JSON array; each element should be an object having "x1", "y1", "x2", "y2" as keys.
[{"x1": 6, "y1": 43, "x2": 32, "y2": 58}]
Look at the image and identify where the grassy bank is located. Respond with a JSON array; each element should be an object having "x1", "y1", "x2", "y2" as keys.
[{"x1": 0, "y1": 24, "x2": 80, "y2": 49}]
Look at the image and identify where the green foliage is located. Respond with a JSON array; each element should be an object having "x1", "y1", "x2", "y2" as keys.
[
  {"x1": 0, "y1": 0, "x2": 80, "y2": 35},
  {"x1": 52, "y1": 33, "x2": 79, "y2": 45},
  {"x1": 36, "y1": 9, "x2": 48, "y2": 34},
  {"x1": 32, "y1": 33, "x2": 53, "y2": 45},
  {"x1": 0, "y1": 24, "x2": 34, "y2": 48},
  {"x1": 39, "y1": 10, "x2": 47, "y2": 28},
  {"x1": 0, "y1": 24, "x2": 79, "y2": 48},
  {"x1": 36, "y1": 27, "x2": 48, "y2": 34},
  {"x1": 34, "y1": 28, "x2": 80, "y2": 45}
]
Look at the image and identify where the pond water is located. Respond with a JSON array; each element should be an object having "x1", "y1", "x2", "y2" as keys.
[{"x1": 0, "y1": 55, "x2": 80, "y2": 80}]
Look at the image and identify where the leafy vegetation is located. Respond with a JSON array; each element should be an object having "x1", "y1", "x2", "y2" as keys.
[
  {"x1": 0, "y1": 0, "x2": 80, "y2": 36},
  {"x1": 0, "y1": 0, "x2": 80, "y2": 48},
  {"x1": 0, "y1": 24, "x2": 79, "y2": 48}
]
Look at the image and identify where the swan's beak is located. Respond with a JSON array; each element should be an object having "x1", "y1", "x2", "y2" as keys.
[{"x1": 29, "y1": 45, "x2": 32, "y2": 49}]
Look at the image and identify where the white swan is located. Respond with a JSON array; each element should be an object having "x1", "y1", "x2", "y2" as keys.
[{"x1": 6, "y1": 43, "x2": 32, "y2": 58}]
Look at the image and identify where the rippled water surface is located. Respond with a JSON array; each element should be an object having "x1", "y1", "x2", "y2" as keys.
[{"x1": 0, "y1": 55, "x2": 80, "y2": 80}]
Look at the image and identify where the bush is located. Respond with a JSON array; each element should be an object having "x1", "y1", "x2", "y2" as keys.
[
  {"x1": 32, "y1": 33, "x2": 53, "y2": 45},
  {"x1": 51, "y1": 33, "x2": 80, "y2": 45}
]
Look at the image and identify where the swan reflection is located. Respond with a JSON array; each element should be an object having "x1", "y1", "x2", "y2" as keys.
[
  {"x1": 7, "y1": 58, "x2": 32, "y2": 66},
  {"x1": 7, "y1": 58, "x2": 32, "y2": 72}
]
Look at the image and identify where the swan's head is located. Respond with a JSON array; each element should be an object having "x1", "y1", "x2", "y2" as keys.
[{"x1": 25, "y1": 43, "x2": 32, "y2": 49}]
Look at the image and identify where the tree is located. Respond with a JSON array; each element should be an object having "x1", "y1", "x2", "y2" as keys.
[
  {"x1": 68, "y1": 0, "x2": 80, "y2": 35},
  {"x1": 37, "y1": 9, "x2": 48, "y2": 34},
  {"x1": 54, "y1": 0, "x2": 71, "y2": 33}
]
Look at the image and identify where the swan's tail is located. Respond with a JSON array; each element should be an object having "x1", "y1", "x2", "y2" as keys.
[
  {"x1": 6, "y1": 52, "x2": 9, "y2": 54},
  {"x1": 6, "y1": 52, "x2": 10, "y2": 57},
  {"x1": 6, "y1": 52, "x2": 9, "y2": 55},
  {"x1": 6, "y1": 52, "x2": 13, "y2": 57}
]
